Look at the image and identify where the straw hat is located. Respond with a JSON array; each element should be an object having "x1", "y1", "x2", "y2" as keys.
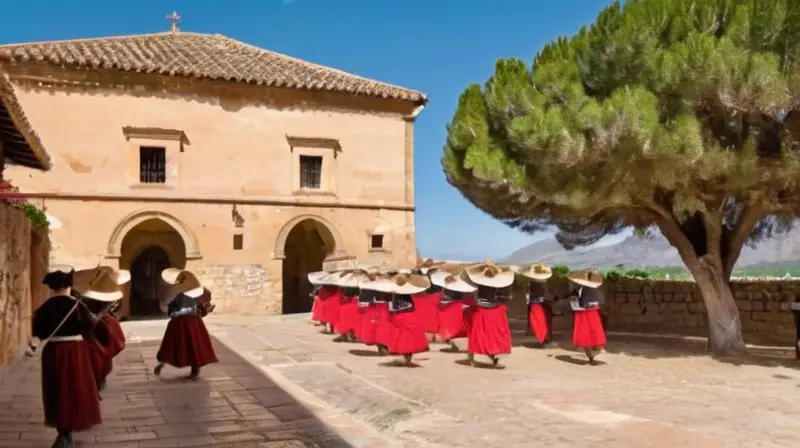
[
  {"x1": 392, "y1": 273, "x2": 430, "y2": 295},
  {"x1": 463, "y1": 261, "x2": 515, "y2": 288},
  {"x1": 567, "y1": 269, "x2": 604, "y2": 289},
  {"x1": 82, "y1": 268, "x2": 124, "y2": 302},
  {"x1": 518, "y1": 263, "x2": 553, "y2": 281},
  {"x1": 161, "y1": 268, "x2": 204, "y2": 299},
  {"x1": 430, "y1": 270, "x2": 476, "y2": 293},
  {"x1": 307, "y1": 271, "x2": 328, "y2": 286},
  {"x1": 336, "y1": 271, "x2": 363, "y2": 288},
  {"x1": 416, "y1": 258, "x2": 448, "y2": 274},
  {"x1": 368, "y1": 276, "x2": 396, "y2": 294},
  {"x1": 48, "y1": 264, "x2": 74, "y2": 274},
  {"x1": 74, "y1": 266, "x2": 130, "y2": 293}
]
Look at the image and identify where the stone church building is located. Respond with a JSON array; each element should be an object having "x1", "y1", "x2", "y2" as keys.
[{"x1": 2, "y1": 24, "x2": 426, "y2": 318}]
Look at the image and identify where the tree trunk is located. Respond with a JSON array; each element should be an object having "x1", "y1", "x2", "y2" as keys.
[{"x1": 691, "y1": 262, "x2": 747, "y2": 357}]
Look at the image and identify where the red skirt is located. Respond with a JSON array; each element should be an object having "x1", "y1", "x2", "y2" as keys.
[
  {"x1": 528, "y1": 303, "x2": 550, "y2": 343},
  {"x1": 437, "y1": 300, "x2": 469, "y2": 341},
  {"x1": 334, "y1": 298, "x2": 359, "y2": 334},
  {"x1": 311, "y1": 296, "x2": 325, "y2": 322},
  {"x1": 412, "y1": 292, "x2": 441, "y2": 333},
  {"x1": 157, "y1": 315, "x2": 219, "y2": 368},
  {"x1": 468, "y1": 305, "x2": 512, "y2": 355},
  {"x1": 41, "y1": 340, "x2": 102, "y2": 431},
  {"x1": 86, "y1": 336, "x2": 112, "y2": 387},
  {"x1": 323, "y1": 297, "x2": 341, "y2": 327},
  {"x1": 357, "y1": 305, "x2": 379, "y2": 344},
  {"x1": 374, "y1": 303, "x2": 392, "y2": 346},
  {"x1": 572, "y1": 309, "x2": 607, "y2": 348},
  {"x1": 387, "y1": 311, "x2": 429, "y2": 355},
  {"x1": 103, "y1": 314, "x2": 126, "y2": 357}
]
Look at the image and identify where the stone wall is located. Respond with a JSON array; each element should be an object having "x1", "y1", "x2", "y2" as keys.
[
  {"x1": 195, "y1": 264, "x2": 280, "y2": 315},
  {"x1": 0, "y1": 205, "x2": 49, "y2": 365},
  {"x1": 507, "y1": 278, "x2": 797, "y2": 347}
]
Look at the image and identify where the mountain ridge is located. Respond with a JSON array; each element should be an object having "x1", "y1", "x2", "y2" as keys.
[{"x1": 501, "y1": 229, "x2": 800, "y2": 269}]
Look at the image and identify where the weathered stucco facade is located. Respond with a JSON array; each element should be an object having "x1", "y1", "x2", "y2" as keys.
[{"x1": 2, "y1": 32, "x2": 425, "y2": 318}]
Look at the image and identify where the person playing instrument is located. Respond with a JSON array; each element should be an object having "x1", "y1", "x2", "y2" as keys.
[
  {"x1": 567, "y1": 269, "x2": 607, "y2": 365},
  {"x1": 463, "y1": 262, "x2": 515, "y2": 368},
  {"x1": 72, "y1": 266, "x2": 130, "y2": 394},
  {"x1": 33, "y1": 265, "x2": 106, "y2": 448},
  {"x1": 154, "y1": 268, "x2": 218, "y2": 380},
  {"x1": 519, "y1": 264, "x2": 555, "y2": 346},
  {"x1": 431, "y1": 270, "x2": 475, "y2": 352}
]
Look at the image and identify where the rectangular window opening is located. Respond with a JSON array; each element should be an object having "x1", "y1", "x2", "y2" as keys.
[
  {"x1": 299, "y1": 155, "x2": 323, "y2": 189},
  {"x1": 139, "y1": 146, "x2": 166, "y2": 184},
  {"x1": 233, "y1": 234, "x2": 244, "y2": 251},
  {"x1": 370, "y1": 234, "x2": 384, "y2": 250}
]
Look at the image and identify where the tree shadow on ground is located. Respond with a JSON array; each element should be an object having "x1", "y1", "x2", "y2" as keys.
[{"x1": 512, "y1": 331, "x2": 800, "y2": 369}]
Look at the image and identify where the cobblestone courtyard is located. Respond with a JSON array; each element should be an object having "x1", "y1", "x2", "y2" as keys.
[{"x1": 2, "y1": 316, "x2": 800, "y2": 447}]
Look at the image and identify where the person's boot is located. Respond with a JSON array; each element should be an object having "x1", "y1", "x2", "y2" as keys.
[
  {"x1": 154, "y1": 362, "x2": 164, "y2": 376},
  {"x1": 467, "y1": 352, "x2": 475, "y2": 367},
  {"x1": 377, "y1": 345, "x2": 388, "y2": 356},
  {"x1": 448, "y1": 340, "x2": 459, "y2": 352},
  {"x1": 490, "y1": 355, "x2": 500, "y2": 368},
  {"x1": 187, "y1": 366, "x2": 200, "y2": 380}
]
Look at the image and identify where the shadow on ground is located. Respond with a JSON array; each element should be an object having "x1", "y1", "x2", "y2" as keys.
[{"x1": 0, "y1": 337, "x2": 356, "y2": 447}]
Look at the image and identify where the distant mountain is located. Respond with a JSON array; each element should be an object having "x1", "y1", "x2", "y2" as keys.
[{"x1": 501, "y1": 228, "x2": 800, "y2": 269}]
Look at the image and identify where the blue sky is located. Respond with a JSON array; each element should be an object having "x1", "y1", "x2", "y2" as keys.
[{"x1": 1, "y1": 0, "x2": 629, "y2": 260}]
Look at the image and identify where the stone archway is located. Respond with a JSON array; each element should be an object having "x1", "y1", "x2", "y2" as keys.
[
  {"x1": 107, "y1": 210, "x2": 200, "y2": 319},
  {"x1": 278, "y1": 217, "x2": 340, "y2": 314}
]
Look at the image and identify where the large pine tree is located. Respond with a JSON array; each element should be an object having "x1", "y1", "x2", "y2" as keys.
[{"x1": 442, "y1": 0, "x2": 800, "y2": 356}]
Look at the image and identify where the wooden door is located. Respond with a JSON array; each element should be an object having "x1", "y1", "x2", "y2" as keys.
[{"x1": 130, "y1": 246, "x2": 171, "y2": 317}]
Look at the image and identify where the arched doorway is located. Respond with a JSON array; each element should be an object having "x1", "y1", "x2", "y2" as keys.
[
  {"x1": 281, "y1": 219, "x2": 336, "y2": 314},
  {"x1": 119, "y1": 218, "x2": 187, "y2": 319}
]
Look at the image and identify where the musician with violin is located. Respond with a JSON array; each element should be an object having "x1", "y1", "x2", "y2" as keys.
[
  {"x1": 31, "y1": 265, "x2": 123, "y2": 448},
  {"x1": 153, "y1": 268, "x2": 218, "y2": 380},
  {"x1": 72, "y1": 266, "x2": 130, "y2": 395}
]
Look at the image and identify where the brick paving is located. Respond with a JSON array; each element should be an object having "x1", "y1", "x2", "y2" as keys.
[{"x1": 0, "y1": 338, "x2": 353, "y2": 448}]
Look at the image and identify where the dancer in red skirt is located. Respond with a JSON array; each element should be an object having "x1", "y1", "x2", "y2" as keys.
[
  {"x1": 73, "y1": 266, "x2": 130, "y2": 394},
  {"x1": 384, "y1": 274, "x2": 430, "y2": 366},
  {"x1": 154, "y1": 268, "x2": 218, "y2": 380},
  {"x1": 567, "y1": 269, "x2": 607, "y2": 365},
  {"x1": 308, "y1": 271, "x2": 327, "y2": 326},
  {"x1": 333, "y1": 272, "x2": 361, "y2": 342},
  {"x1": 320, "y1": 274, "x2": 343, "y2": 334},
  {"x1": 430, "y1": 269, "x2": 475, "y2": 352},
  {"x1": 519, "y1": 264, "x2": 554, "y2": 347},
  {"x1": 463, "y1": 262, "x2": 515, "y2": 368},
  {"x1": 33, "y1": 265, "x2": 105, "y2": 448}
]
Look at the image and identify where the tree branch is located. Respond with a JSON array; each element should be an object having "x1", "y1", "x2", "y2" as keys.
[
  {"x1": 723, "y1": 202, "x2": 764, "y2": 277},
  {"x1": 636, "y1": 199, "x2": 700, "y2": 268}
]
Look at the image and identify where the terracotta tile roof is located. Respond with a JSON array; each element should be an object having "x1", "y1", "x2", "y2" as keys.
[
  {"x1": 0, "y1": 75, "x2": 50, "y2": 170},
  {"x1": 0, "y1": 32, "x2": 427, "y2": 103}
]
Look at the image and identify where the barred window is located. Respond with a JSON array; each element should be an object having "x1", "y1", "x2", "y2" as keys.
[
  {"x1": 139, "y1": 146, "x2": 166, "y2": 184},
  {"x1": 299, "y1": 155, "x2": 323, "y2": 189}
]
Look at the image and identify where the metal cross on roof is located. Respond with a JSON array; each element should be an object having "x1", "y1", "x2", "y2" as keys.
[{"x1": 166, "y1": 11, "x2": 182, "y2": 33}]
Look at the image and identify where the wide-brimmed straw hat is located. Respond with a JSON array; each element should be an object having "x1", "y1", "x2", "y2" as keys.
[
  {"x1": 74, "y1": 266, "x2": 130, "y2": 294},
  {"x1": 392, "y1": 273, "x2": 430, "y2": 295},
  {"x1": 307, "y1": 271, "x2": 329, "y2": 286},
  {"x1": 416, "y1": 258, "x2": 448, "y2": 274},
  {"x1": 517, "y1": 263, "x2": 553, "y2": 281},
  {"x1": 48, "y1": 264, "x2": 74, "y2": 274},
  {"x1": 463, "y1": 261, "x2": 515, "y2": 288},
  {"x1": 336, "y1": 271, "x2": 363, "y2": 288},
  {"x1": 161, "y1": 268, "x2": 204, "y2": 298},
  {"x1": 82, "y1": 268, "x2": 125, "y2": 302},
  {"x1": 567, "y1": 269, "x2": 604, "y2": 289},
  {"x1": 430, "y1": 270, "x2": 476, "y2": 293},
  {"x1": 367, "y1": 276, "x2": 396, "y2": 293}
]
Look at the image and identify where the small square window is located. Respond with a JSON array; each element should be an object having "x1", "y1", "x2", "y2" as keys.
[
  {"x1": 233, "y1": 234, "x2": 244, "y2": 251},
  {"x1": 139, "y1": 146, "x2": 166, "y2": 184},
  {"x1": 370, "y1": 234, "x2": 384, "y2": 251},
  {"x1": 299, "y1": 155, "x2": 323, "y2": 189}
]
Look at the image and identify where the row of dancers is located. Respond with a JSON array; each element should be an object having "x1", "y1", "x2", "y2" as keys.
[
  {"x1": 29, "y1": 265, "x2": 218, "y2": 448},
  {"x1": 307, "y1": 260, "x2": 608, "y2": 367}
]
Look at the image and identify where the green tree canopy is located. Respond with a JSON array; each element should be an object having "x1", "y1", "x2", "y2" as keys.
[{"x1": 442, "y1": 0, "x2": 800, "y2": 356}]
